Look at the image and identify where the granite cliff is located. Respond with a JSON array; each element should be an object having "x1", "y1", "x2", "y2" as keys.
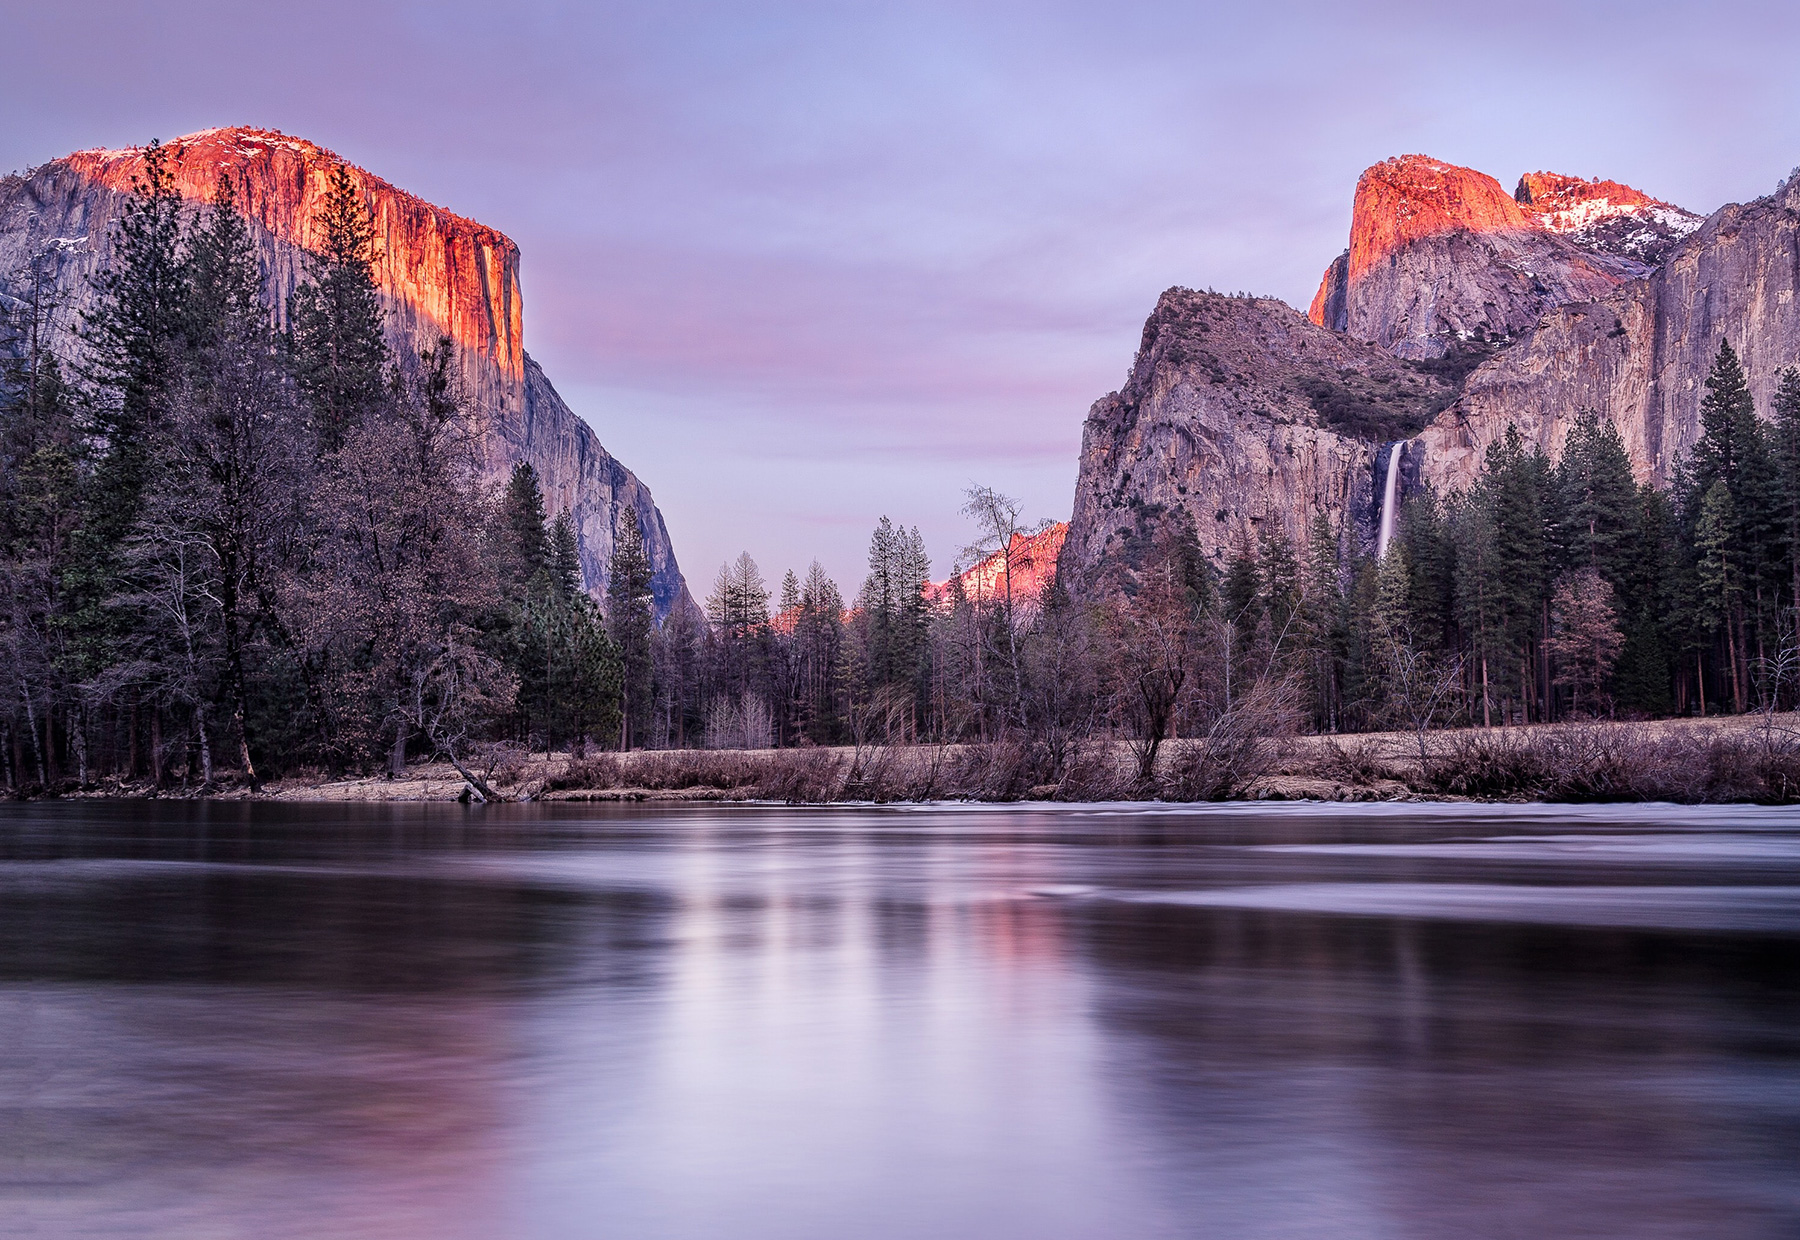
[
  {"x1": 0, "y1": 127, "x2": 694, "y2": 619},
  {"x1": 1419, "y1": 169, "x2": 1800, "y2": 492},
  {"x1": 1064, "y1": 288, "x2": 1455, "y2": 588},
  {"x1": 1306, "y1": 154, "x2": 1699, "y2": 358},
  {"x1": 926, "y1": 523, "x2": 1068, "y2": 614},
  {"x1": 1063, "y1": 152, "x2": 1754, "y2": 594}
]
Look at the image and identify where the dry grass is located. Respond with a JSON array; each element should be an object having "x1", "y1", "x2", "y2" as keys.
[
  {"x1": 84, "y1": 712, "x2": 1800, "y2": 804},
  {"x1": 1295, "y1": 714, "x2": 1800, "y2": 804}
]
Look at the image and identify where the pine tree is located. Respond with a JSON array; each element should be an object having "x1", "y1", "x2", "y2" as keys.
[
  {"x1": 606, "y1": 508, "x2": 654, "y2": 749},
  {"x1": 288, "y1": 163, "x2": 387, "y2": 455},
  {"x1": 1, "y1": 250, "x2": 80, "y2": 786},
  {"x1": 1547, "y1": 567, "x2": 1625, "y2": 716},
  {"x1": 1557, "y1": 409, "x2": 1639, "y2": 588},
  {"x1": 1612, "y1": 484, "x2": 1678, "y2": 716},
  {"x1": 81, "y1": 139, "x2": 190, "y2": 470},
  {"x1": 795, "y1": 560, "x2": 844, "y2": 742},
  {"x1": 858, "y1": 517, "x2": 931, "y2": 709},
  {"x1": 500, "y1": 463, "x2": 552, "y2": 597},
  {"x1": 1221, "y1": 536, "x2": 1260, "y2": 634},
  {"x1": 1679, "y1": 341, "x2": 1778, "y2": 712},
  {"x1": 1771, "y1": 365, "x2": 1800, "y2": 619},
  {"x1": 1686, "y1": 340, "x2": 1759, "y2": 501},
  {"x1": 1485, "y1": 426, "x2": 1552, "y2": 719},
  {"x1": 549, "y1": 510, "x2": 583, "y2": 599},
  {"x1": 70, "y1": 139, "x2": 193, "y2": 694},
  {"x1": 557, "y1": 598, "x2": 622, "y2": 753},
  {"x1": 1448, "y1": 485, "x2": 1501, "y2": 725},
  {"x1": 1696, "y1": 479, "x2": 1745, "y2": 711},
  {"x1": 1257, "y1": 525, "x2": 1302, "y2": 656},
  {"x1": 1772, "y1": 367, "x2": 1800, "y2": 616},
  {"x1": 707, "y1": 551, "x2": 770, "y2": 708},
  {"x1": 143, "y1": 172, "x2": 299, "y2": 784},
  {"x1": 1398, "y1": 488, "x2": 1454, "y2": 653},
  {"x1": 1301, "y1": 513, "x2": 1346, "y2": 730}
]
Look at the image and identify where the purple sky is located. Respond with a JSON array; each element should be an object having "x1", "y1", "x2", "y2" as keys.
[{"x1": 8, "y1": 0, "x2": 1800, "y2": 595}]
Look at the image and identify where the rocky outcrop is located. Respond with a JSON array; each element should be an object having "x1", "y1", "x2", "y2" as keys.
[
  {"x1": 1062, "y1": 289, "x2": 1456, "y2": 589},
  {"x1": 1515, "y1": 171, "x2": 1700, "y2": 265},
  {"x1": 0, "y1": 127, "x2": 693, "y2": 619},
  {"x1": 1307, "y1": 251, "x2": 1350, "y2": 333},
  {"x1": 1418, "y1": 170, "x2": 1800, "y2": 492},
  {"x1": 1307, "y1": 154, "x2": 1697, "y2": 359},
  {"x1": 927, "y1": 523, "x2": 1067, "y2": 614}
]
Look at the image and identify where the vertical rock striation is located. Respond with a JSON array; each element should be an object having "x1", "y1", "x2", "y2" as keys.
[{"x1": 1419, "y1": 171, "x2": 1800, "y2": 492}]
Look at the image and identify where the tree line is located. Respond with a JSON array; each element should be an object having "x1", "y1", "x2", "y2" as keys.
[
  {"x1": 4, "y1": 144, "x2": 1799, "y2": 795},
  {"x1": 635, "y1": 340, "x2": 1800, "y2": 786}
]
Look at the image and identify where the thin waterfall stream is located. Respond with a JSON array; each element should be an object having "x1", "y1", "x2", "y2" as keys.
[{"x1": 1375, "y1": 440, "x2": 1403, "y2": 559}]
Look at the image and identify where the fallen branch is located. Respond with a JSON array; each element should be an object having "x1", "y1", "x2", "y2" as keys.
[{"x1": 439, "y1": 746, "x2": 498, "y2": 803}]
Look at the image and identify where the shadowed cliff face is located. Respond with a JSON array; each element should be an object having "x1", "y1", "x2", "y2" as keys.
[
  {"x1": 1062, "y1": 290, "x2": 1456, "y2": 590},
  {"x1": 1307, "y1": 155, "x2": 1699, "y2": 359},
  {"x1": 0, "y1": 127, "x2": 694, "y2": 621}
]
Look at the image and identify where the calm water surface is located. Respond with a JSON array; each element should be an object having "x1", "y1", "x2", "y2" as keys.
[{"x1": 2, "y1": 800, "x2": 1798, "y2": 1239}]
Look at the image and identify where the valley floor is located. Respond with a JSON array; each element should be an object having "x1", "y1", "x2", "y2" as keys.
[{"x1": 57, "y1": 711, "x2": 1800, "y2": 806}]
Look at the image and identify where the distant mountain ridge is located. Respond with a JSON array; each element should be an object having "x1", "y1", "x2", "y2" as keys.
[
  {"x1": 0, "y1": 126, "x2": 695, "y2": 620},
  {"x1": 926, "y1": 523, "x2": 1067, "y2": 614}
]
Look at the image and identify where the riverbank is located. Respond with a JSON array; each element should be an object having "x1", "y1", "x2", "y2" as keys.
[{"x1": 46, "y1": 712, "x2": 1800, "y2": 805}]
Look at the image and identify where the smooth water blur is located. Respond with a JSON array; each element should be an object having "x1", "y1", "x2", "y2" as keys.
[{"x1": 2, "y1": 801, "x2": 1798, "y2": 1239}]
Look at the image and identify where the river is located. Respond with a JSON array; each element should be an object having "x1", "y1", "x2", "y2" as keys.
[{"x1": 2, "y1": 800, "x2": 1797, "y2": 1238}]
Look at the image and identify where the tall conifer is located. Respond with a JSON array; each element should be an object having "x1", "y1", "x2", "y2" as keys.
[
  {"x1": 607, "y1": 508, "x2": 655, "y2": 748},
  {"x1": 288, "y1": 163, "x2": 387, "y2": 454}
]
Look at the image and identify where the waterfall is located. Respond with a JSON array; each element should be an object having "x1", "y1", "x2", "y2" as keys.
[{"x1": 1375, "y1": 441, "x2": 1404, "y2": 560}]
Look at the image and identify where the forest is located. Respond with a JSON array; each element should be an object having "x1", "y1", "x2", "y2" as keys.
[{"x1": 3, "y1": 143, "x2": 1800, "y2": 798}]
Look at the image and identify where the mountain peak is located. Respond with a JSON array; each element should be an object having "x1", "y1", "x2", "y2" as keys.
[
  {"x1": 1513, "y1": 169, "x2": 1701, "y2": 262},
  {"x1": 1346, "y1": 155, "x2": 1530, "y2": 283},
  {"x1": 1514, "y1": 170, "x2": 1661, "y2": 213},
  {"x1": 63, "y1": 127, "x2": 523, "y2": 380},
  {"x1": 1309, "y1": 155, "x2": 1703, "y2": 346}
]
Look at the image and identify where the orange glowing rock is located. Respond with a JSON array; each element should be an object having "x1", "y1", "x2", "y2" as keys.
[
  {"x1": 1305, "y1": 155, "x2": 1699, "y2": 353},
  {"x1": 1514, "y1": 171, "x2": 1660, "y2": 215},
  {"x1": 926, "y1": 523, "x2": 1068, "y2": 611},
  {"x1": 1341, "y1": 155, "x2": 1532, "y2": 286},
  {"x1": 67, "y1": 127, "x2": 523, "y2": 383}
]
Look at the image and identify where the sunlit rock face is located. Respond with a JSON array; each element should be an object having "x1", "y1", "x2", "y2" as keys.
[
  {"x1": 927, "y1": 523, "x2": 1068, "y2": 616},
  {"x1": 1307, "y1": 154, "x2": 1698, "y2": 359},
  {"x1": 0, "y1": 127, "x2": 694, "y2": 620},
  {"x1": 1515, "y1": 171, "x2": 1702, "y2": 265}
]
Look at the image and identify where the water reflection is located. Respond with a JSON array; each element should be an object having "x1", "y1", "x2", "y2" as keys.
[{"x1": 1, "y1": 801, "x2": 1797, "y2": 1238}]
